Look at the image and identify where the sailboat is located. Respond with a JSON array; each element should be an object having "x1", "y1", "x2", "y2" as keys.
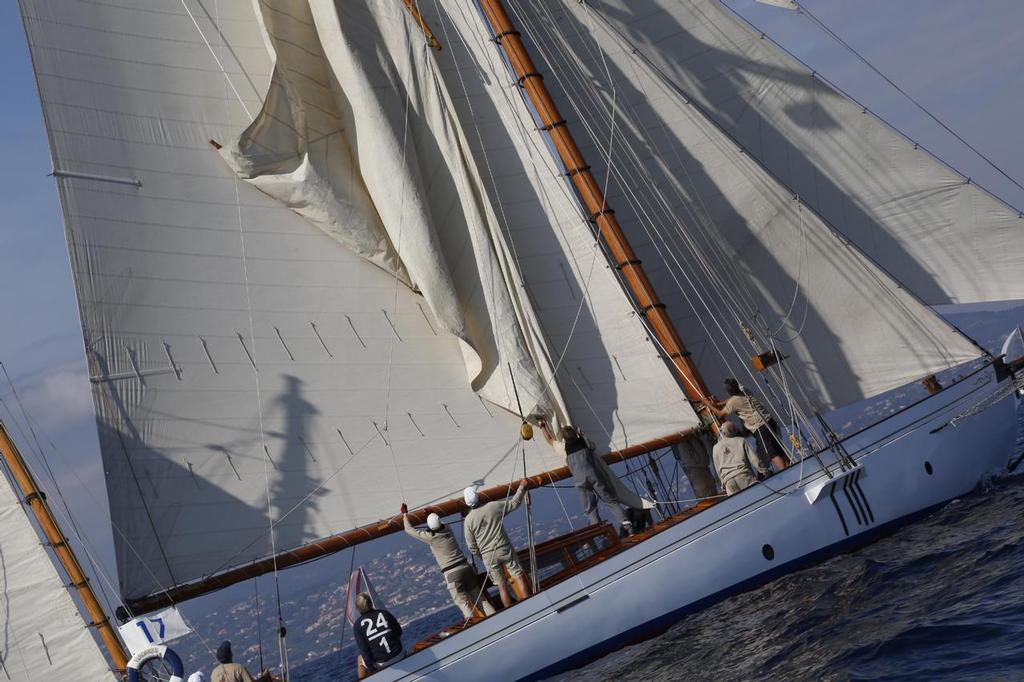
[{"x1": 8, "y1": 0, "x2": 1024, "y2": 679}]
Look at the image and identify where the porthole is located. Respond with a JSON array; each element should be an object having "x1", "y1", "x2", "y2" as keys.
[
  {"x1": 924, "y1": 461, "x2": 934, "y2": 475},
  {"x1": 762, "y1": 543, "x2": 775, "y2": 560}
]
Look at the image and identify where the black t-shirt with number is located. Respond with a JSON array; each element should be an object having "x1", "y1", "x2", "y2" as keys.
[{"x1": 354, "y1": 608, "x2": 403, "y2": 667}]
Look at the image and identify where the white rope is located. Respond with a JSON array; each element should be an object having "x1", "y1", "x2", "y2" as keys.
[
  {"x1": 380, "y1": 18, "x2": 419, "y2": 505},
  {"x1": 431, "y1": 0, "x2": 608, "y2": 421},
  {"x1": 509, "y1": 1, "x2": 754, "y2": 403},
  {"x1": 178, "y1": 0, "x2": 253, "y2": 122},
  {"x1": 195, "y1": 0, "x2": 286, "y2": 671},
  {"x1": 507, "y1": 1, "x2": 845, "y2": 472}
]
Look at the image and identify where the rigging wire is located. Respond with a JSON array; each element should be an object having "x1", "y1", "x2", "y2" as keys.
[
  {"x1": 508, "y1": 2, "x2": 769, "y2": 399},
  {"x1": 593, "y1": 2, "x2": 992, "y2": 365},
  {"x1": 504, "y1": 0, "x2": 714, "y2": 407},
  {"x1": 198, "y1": 0, "x2": 288, "y2": 672},
  {"x1": 0, "y1": 363, "x2": 120, "y2": 614},
  {"x1": 380, "y1": 13, "x2": 421, "y2": 507},
  {"x1": 524, "y1": 1, "x2": 978, "y2": 462},
  {"x1": 0, "y1": 365, "x2": 224, "y2": 664},
  {"x1": 254, "y1": 577, "x2": 265, "y2": 672},
  {"x1": 431, "y1": 0, "x2": 609, "y2": 426},
  {"x1": 509, "y1": 0, "x2": 822, "y2": 460},
  {"x1": 428, "y1": 0, "x2": 636, "y2": 542},
  {"x1": 337, "y1": 546, "x2": 358, "y2": 670},
  {"x1": 791, "y1": 2, "x2": 1024, "y2": 199}
]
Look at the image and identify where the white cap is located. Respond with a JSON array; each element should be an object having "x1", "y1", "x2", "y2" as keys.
[
  {"x1": 463, "y1": 486, "x2": 479, "y2": 507},
  {"x1": 426, "y1": 513, "x2": 442, "y2": 531}
]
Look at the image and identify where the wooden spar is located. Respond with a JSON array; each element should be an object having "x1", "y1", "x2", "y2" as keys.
[
  {"x1": 477, "y1": 0, "x2": 713, "y2": 409},
  {"x1": 0, "y1": 422, "x2": 130, "y2": 674},
  {"x1": 125, "y1": 427, "x2": 700, "y2": 614},
  {"x1": 401, "y1": 0, "x2": 443, "y2": 51}
]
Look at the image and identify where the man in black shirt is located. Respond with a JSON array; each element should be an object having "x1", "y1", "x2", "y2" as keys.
[{"x1": 353, "y1": 592, "x2": 404, "y2": 678}]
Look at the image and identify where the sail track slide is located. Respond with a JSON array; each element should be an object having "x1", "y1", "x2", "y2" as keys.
[{"x1": 370, "y1": 365, "x2": 1019, "y2": 681}]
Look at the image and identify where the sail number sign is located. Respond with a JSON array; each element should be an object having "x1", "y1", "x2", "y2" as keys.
[{"x1": 118, "y1": 607, "x2": 193, "y2": 656}]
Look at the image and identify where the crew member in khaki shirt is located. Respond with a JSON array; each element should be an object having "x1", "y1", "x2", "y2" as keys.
[
  {"x1": 403, "y1": 507, "x2": 496, "y2": 618},
  {"x1": 463, "y1": 481, "x2": 531, "y2": 608},
  {"x1": 210, "y1": 641, "x2": 273, "y2": 682},
  {"x1": 706, "y1": 378, "x2": 790, "y2": 472}
]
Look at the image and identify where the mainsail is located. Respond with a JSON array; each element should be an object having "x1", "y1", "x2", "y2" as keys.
[
  {"x1": 497, "y1": 0, "x2": 986, "y2": 410},
  {"x1": 0, "y1": 459, "x2": 117, "y2": 680},
  {"x1": 18, "y1": 0, "x2": 698, "y2": 604}
]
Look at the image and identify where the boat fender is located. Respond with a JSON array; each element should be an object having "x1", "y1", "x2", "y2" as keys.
[{"x1": 126, "y1": 644, "x2": 185, "y2": 682}]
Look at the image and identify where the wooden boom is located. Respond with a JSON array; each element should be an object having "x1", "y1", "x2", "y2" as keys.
[
  {"x1": 125, "y1": 427, "x2": 700, "y2": 614},
  {"x1": 0, "y1": 422, "x2": 130, "y2": 674},
  {"x1": 478, "y1": 0, "x2": 713, "y2": 407}
]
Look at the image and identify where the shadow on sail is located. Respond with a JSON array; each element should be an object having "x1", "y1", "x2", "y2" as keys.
[
  {"x1": 92, "y1": 359, "x2": 323, "y2": 601},
  {"x1": 589, "y1": 0, "x2": 976, "y2": 304}
]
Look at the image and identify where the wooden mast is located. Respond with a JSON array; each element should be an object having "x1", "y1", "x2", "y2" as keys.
[
  {"x1": 477, "y1": 0, "x2": 713, "y2": 408},
  {"x1": 0, "y1": 422, "x2": 130, "y2": 674},
  {"x1": 125, "y1": 427, "x2": 699, "y2": 614}
]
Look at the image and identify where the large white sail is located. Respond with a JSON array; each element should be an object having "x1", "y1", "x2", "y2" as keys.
[
  {"x1": 18, "y1": 0, "x2": 699, "y2": 603},
  {"x1": 502, "y1": 0, "x2": 985, "y2": 410},
  {"x1": 419, "y1": 0, "x2": 700, "y2": 450},
  {"x1": 580, "y1": 0, "x2": 1024, "y2": 306},
  {"x1": 0, "y1": 464, "x2": 117, "y2": 680}
]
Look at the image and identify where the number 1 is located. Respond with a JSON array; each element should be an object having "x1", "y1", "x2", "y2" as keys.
[
  {"x1": 136, "y1": 621, "x2": 154, "y2": 643},
  {"x1": 149, "y1": 617, "x2": 166, "y2": 639}
]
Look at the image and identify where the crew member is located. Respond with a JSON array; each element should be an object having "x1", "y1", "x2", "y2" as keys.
[
  {"x1": 353, "y1": 592, "x2": 404, "y2": 678},
  {"x1": 671, "y1": 431, "x2": 719, "y2": 499},
  {"x1": 712, "y1": 421, "x2": 769, "y2": 495},
  {"x1": 402, "y1": 504, "x2": 496, "y2": 619},
  {"x1": 538, "y1": 419, "x2": 652, "y2": 534},
  {"x1": 463, "y1": 481, "x2": 532, "y2": 608},
  {"x1": 707, "y1": 378, "x2": 790, "y2": 471},
  {"x1": 210, "y1": 641, "x2": 273, "y2": 682}
]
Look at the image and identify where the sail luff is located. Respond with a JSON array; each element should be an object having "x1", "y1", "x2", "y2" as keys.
[
  {"x1": 477, "y1": 0, "x2": 714, "y2": 411},
  {"x1": 124, "y1": 426, "x2": 700, "y2": 614},
  {"x1": 0, "y1": 422, "x2": 128, "y2": 673}
]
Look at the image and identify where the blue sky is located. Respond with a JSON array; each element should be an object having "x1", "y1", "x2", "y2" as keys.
[{"x1": 1, "y1": 0, "x2": 1022, "y2": 607}]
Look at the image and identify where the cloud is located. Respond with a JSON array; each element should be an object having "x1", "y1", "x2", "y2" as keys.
[{"x1": 2, "y1": 359, "x2": 95, "y2": 432}]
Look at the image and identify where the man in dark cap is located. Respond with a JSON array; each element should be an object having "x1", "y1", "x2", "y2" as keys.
[
  {"x1": 210, "y1": 640, "x2": 273, "y2": 682},
  {"x1": 707, "y1": 378, "x2": 790, "y2": 472}
]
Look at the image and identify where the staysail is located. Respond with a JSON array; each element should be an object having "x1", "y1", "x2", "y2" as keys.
[
  {"x1": 500, "y1": 0, "x2": 986, "y2": 410},
  {"x1": 18, "y1": 0, "x2": 699, "y2": 604},
  {"x1": 0, "y1": 457, "x2": 117, "y2": 680},
  {"x1": 587, "y1": 0, "x2": 1024, "y2": 306}
]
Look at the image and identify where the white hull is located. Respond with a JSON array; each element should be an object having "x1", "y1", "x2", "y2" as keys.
[{"x1": 377, "y1": 369, "x2": 1021, "y2": 681}]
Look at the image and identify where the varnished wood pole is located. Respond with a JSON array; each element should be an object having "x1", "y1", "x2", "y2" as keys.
[
  {"x1": 125, "y1": 427, "x2": 700, "y2": 614},
  {"x1": 477, "y1": 0, "x2": 713, "y2": 407},
  {"x1": 0, "y1": 422, "x2": 129, "y2": 674},
  {"x1": 401, "y1": 0, "x2": 443, "y2": 51}
]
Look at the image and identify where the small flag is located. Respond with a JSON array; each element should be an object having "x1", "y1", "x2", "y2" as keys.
[
  {"x1": 344, "y1": 567, "x2": 383, "y2": 626},
  {"x1": 756, "y1": 0, "x2": 799, "y2": 9},
  {"x1": 118, "y1": 606, "x2": 193, "y2": 656}
]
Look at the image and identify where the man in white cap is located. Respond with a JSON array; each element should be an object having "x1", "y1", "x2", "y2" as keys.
[
  {"x1": 402, "y1": 504, "x2": 496, "y2": 618},
  {"x1": 463, "y1": 480, "x2": 531, "y2": 608}
]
